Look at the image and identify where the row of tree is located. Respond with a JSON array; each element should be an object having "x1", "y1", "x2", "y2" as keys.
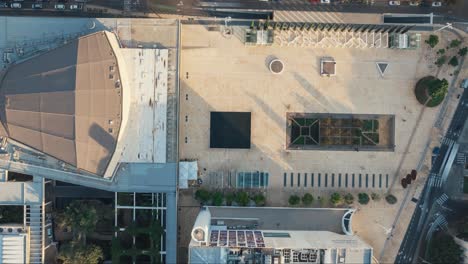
[
  {"x1": 195, "y1": 189, "x2": 266, "y2": 207},
  {"x1": 401, "y1": 170, "x2": 418, "y2": 189},
  {"x1": 288, "y1": 192, "x2": 390, "y2": 207}
]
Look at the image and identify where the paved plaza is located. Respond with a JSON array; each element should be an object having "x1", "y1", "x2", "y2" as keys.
[{"x1": 179, "y1": 25, "x2": 440, "y2": 202}]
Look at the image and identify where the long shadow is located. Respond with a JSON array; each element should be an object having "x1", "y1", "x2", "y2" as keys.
[
  {"x1": 292, "y1": 71, "x2": 339, "y2": 112},
  {"x1": 89, "y1": 123, "x2": 116, "y2": 175},
  {"x1": 245, "y1": 90, "x2": 284, "y2": 128}
]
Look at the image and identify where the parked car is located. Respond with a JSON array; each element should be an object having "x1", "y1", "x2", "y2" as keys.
[
  {"x1": 0, "y1": 2, "x2": 8, "y2": 7},
  {"x1": 320, "y1": 0, "x2": 331, "y2": 3},
  {"x1": 32, "y1": 3, "x2": 42, "y2": 8},
  {"x1": 54, "y1": 3, "x2": 65, "y2": 9},
  {"x1": 10, "y1": 2, "x2": 21, "y2": 8},
  {"x1": 432, "y1": 1, "x2": 442, "y2": 6},
  {"x1": 409, "y1": 1, "x2": 420, "y2": 6},
  {"x1": 69, "y1": 4, "x2": 81, "y2": 9},
  {"x1": 388, "y1": 1, "x2": 400, "y2": 5}
]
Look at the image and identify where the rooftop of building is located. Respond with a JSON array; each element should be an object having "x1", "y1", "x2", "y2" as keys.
[
  {"x1": 189, "y1": 207, "x2": 371, "y2": 264},
  {"x1": 0, "y1": 17, "x2": 179, "y2": 190}
]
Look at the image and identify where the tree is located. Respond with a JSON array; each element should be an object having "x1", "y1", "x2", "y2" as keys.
[
  {"x1": 371, "y1": 193, "x2": 381, "y2": 201},
  {"x1": 401, "y1": 178, "x2": 408, "y2": 189},
  {"x1": 212, "y1": 191, "x2": 223, "y2": 206},
  {"x1": 302, "y1": 193, "x2": 314, "y2": 206},
  {"x1": 415, "y1": 76, "x2": 448, "y2": 107},
  {"x1": 195, "y1": 189, "x2": 211, "y2": 204},
  {"x1": 288, "y1": 195, "x2": 301, "y2": 206},
  {"x1": 57, "y1": 201, "x2": 98, "y2": 244},
  {"x1": 385, "y1": 194, "x2": 398, "y2": 204},
  {"x1": 448, "y1": 56, "x2": 459, "y2": 67},
  {"x1": 428, "y1": 78, "x2": 448, "y2": 101},
  {"x1": 344, "y1": 193, "x2": 354, "y2": 205},
  {"x1": 425, "y1": 35, "x2": 439, "y2": 48},
  {"x1": 57, "y1": 243, "x2": 104, "y2": 264},
  {"x1": 252, "y1": 193, "x2": 266, "y2": 206},
  {"x1": 225, "y1": 192, "x2": 235, "y2": 206},
  {"x1": 435, "y1": 56, "x2": 446, "y2": 67},
  {"x1": 449, "y1": 39, "x2": 462, "y2": 48},
  {"x1": 330, "y1": 192, "x2": 342, "y2": 206},
  {"x1": 358, "y1": 193, "x2": 370, "y2": 205},
  {"x1": 459, "y1": 47, "x2": 467, "y2": 56},
  {"x1": 411, "y1": 170, "x2": 417, "y2": 180},
  {"x1": 428, "y1": 233, "x2": 463, "y2": 264},
  {"x1": 406, "y1": 174, "x2": 412, "y2": 184},
  {"x1": 235, "y1": 191, "x2": 250, "y2": 206},
  {"x1": 436, "y1": 48, "x2": 445, "y2": 55}
]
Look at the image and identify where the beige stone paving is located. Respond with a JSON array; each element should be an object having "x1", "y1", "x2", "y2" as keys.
[
  {"x1": 178, "y1": 26, "x2": 464, "y2": 262},
  {"x1": 180, "y1": 25, "x2": 437, "y2": 194}
]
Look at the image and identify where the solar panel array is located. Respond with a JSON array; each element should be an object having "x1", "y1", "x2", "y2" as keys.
[{"x1": 209, "y1": 230, "x2": 265, "y2": 248}]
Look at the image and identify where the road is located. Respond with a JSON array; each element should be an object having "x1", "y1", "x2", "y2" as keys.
[{"x1": 395, "y1": 86, "x2": 468, "y2": 263}]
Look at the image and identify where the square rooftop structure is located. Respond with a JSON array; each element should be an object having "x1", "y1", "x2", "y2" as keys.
[
  {"x1": 0, "y1": 17, "x2": 180, "y2": 263},
  {"x1": 210, "y1": 112, "x2": 251, "y2": 149},
  {"x1": 321, "y1": 58, "x2": 336, "y2": 76},
  {"x1": 189, "y1": 207, "x2": 372, "y2": 264}
]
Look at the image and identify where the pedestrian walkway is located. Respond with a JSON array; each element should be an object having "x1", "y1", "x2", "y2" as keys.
[
  {"x1": 282, "y1": 172, "x2": 389, "y2": 190},
  {"x1": 272, "y1": 1, "x2": 381, "y2": 24},
  {"x1": 441, "y1": 136, "x2": 455, "y2": 146}
]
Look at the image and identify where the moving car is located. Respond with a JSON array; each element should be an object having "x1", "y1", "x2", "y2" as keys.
[
  {"x1": 388, "y1": 1, "x2": 400, "y2": 5},
  {"x1": 432, "y1": 1, "x2": 442, "y2": 6}
]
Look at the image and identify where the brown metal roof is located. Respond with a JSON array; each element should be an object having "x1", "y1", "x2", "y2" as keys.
[{"x1": 0, "y1": 31, "x2": 122, "y2": 176}]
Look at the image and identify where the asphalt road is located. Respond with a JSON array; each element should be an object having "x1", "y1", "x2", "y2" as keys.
[{"x1": 395, "y1": 87, "x2": 468, "y2": 263}]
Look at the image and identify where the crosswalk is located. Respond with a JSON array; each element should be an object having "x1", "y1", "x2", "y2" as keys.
[
  {"x1": 429, "y1": 173, "x2": 443, "y2": 188},
  {"x1": 441, "y1": 137, "x2": 455, "y2": 146},
  {"x1": 272, "y1": 1, "x2": 347, "y2": 23},
  {"x1": 435, "y1": 193, "x2": 449, "y2": 206},
  {"x1": 456, "y1": 152, "x2": 466, "y2": 165}
]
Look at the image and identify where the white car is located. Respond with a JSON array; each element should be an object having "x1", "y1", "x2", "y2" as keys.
[
  {"x1": 10, "y1": 2, "x2": 21, "y2": 8},
  {"x1": 320, "y1": 0, "x2": 331, "y2": 3},
  {"x1": 409, "y1": 1, "x2": 420, "y2": 6},
  {"x1": 54, "y1": 3, "x2": 65, "y2": 9},
  {"x1": 432, "y1": 1, "x2": 442, "y2": 7},
  {"x1": 388, "y1": 1, "x2": 400, "y2": 5},
  {"x1": 70, "y1": 4, "x2": 82, "y2": 10}
]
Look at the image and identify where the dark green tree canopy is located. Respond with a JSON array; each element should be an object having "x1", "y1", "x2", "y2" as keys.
[{"x1": 58, "y1": 243, "x2": 104, "y2": 264}]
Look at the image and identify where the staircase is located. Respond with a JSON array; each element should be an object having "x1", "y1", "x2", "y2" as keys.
[{"x1": 26, "y1": 204, "x2": 43, "y2": 264}]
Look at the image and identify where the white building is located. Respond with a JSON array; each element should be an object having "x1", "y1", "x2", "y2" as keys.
[{"x1": 189, "y1": 207, "x2": 373, "y2": 264}]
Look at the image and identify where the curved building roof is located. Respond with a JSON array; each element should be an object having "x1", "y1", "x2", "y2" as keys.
[{"x1": 0, "y1": 31, "x2": 122, "y2": 176}]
